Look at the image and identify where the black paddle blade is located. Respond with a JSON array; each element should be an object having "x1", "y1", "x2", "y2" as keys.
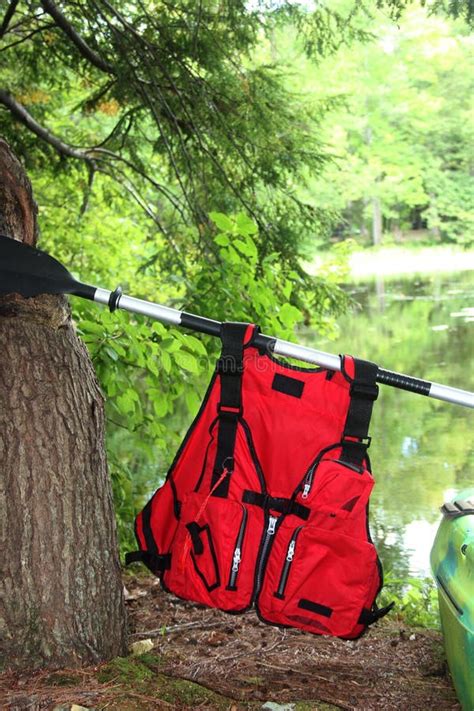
[{"x1": 0, "y1": 235, "x2": 96, "y2": 299}]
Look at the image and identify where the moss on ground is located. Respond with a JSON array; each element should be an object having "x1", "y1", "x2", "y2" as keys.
[
  {"x1": 157, "y1": 676, "x2": 234, "y2": 707},
  {"x1": 43, "y1": 671, "x2": 83, "y2": 687},
  {"x1": 97, "y1": 653, "x2": 161, "y2": 684},
  {"x1": 96, "y1": 652, "x2": 241, "y2": 708}
]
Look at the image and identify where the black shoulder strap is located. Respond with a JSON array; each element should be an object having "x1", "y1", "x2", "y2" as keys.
[
  {"x1": 341, "y1": 357, "x2": 379, "y2": 467},
  {"x1": 125, "y1": 550, "x2": 171, "y2": 575},
  {"x1": 211, "y1": 322, "x2": 249, "y2": 498},
  {"x1": 358, "y1": 601, "x2": 395, "y2": 626}
]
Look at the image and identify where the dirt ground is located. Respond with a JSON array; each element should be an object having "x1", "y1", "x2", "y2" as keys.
[{"x1": 1, "y1": 574, "x2": 460, "y2": 711}]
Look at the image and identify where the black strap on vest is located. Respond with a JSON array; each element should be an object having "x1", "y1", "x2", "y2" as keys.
[
  {"x1": 243, "y1": 490, "x2": 310, "y2": 521},
  {"x1": 125, "y1": 550, "x2": 171, "y2": 575},
  {"x1": 211, "y1": 322, "x2": 249, "y2": 498},
  {"x1": 186, "y1": 522, "x2": 205, "y2": 554},
  {"x1": 358, "y1": 601, "x2": 395, "y2": 626},
  {"x1": 341, "y1": 358, "x2": 379, "y2": 467}
]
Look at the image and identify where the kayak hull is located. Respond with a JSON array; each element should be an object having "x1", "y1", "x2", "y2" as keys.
[{"x1": 430, "y1": 488, "x2": 474, "y2": 711}]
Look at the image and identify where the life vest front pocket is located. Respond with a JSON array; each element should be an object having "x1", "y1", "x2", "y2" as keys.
[
  {"x1": 185, "y1": 521, "x2": 220, "y2": 591},
  {"x1": 164, "y1": 491, "x2": 263, "y2": 612},
  {"x1": 301, "y1": 458, "x2": 374, "y2": 524},
  {"x1": 258, "y1": 524, "x2": 381, "y2": 639}
]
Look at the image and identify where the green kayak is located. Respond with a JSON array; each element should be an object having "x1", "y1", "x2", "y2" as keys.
[{"x1": 430, "y1": 488, "x2": 474, "y2": 711}]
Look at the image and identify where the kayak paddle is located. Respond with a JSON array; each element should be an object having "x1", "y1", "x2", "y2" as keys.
[{"x1": 0, "y1": 235, "x2": 472, "y2": 409}]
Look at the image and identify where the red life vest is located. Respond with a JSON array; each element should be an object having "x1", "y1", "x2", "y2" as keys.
[{"x1": 127, "y1": 323, "x2": 393, "y2": 639}]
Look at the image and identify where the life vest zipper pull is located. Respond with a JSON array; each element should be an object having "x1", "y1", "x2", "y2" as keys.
[
  {"x1": 286, "y1": 540, "x2": 296, "y2": 561},
  {"x1": 267, "y1": 516, "x2": 277, "y2": 535},
  {"x1": 302, "y1": 463, "x2": 316, "y2": 499},
  {"x1": 232, "y1": 547, "x2": 241, "y2": 573}
]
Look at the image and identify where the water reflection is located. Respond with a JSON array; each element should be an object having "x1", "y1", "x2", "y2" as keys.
[{"x1": 301, "y1": 270, "x2": 474, "y2": 577}]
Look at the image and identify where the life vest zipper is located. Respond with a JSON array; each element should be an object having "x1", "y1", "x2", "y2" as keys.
[
  {"x1": 300, "y1": 454, "x2": 364, "y2": 499},
  {"x1": 227, "y1": 506, "x2": 248, "y2": 590},
  {"x1": 332, "y1": 458, "x2": 364, "y2": 474},
  {"x1": 275, "y1": 526, "x2": 303, "y2": 599},
  {"x1": 301, "y1": 462, "x2": 317, "y2": 499},
  {"x1": 299, "y1": 444, "x2": 335, "y2": 500},
  {"x1": 254, "y1": 515, "x2": 278, "y2": 596}
]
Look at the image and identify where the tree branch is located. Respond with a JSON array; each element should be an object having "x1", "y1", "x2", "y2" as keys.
[
  {"x1": 40, "y1": 0, "x2": 114, "y2": 74},
  {"x1": 0, "y1": 23, "x2": 56, "y2": 53},
  {"x1": 0, "y1": 0, "x2": 19, "y2": 39},
  {"x1": 79, "y1": 164, "x2": 95, "y2": 217},
  {"x1": 0, "y1": 89, "x2": 94, "y2": 163},
  {"x1": 0, "y1": 89, "x2": 189, "y2": 227}
]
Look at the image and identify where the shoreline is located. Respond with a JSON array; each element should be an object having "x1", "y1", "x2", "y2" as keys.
[{"x1": 309, "y1": 245, "x2": 474, "y2": 279}]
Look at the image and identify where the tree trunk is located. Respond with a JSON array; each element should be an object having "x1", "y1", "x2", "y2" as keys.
[
  {"x1": 372, "y1": 197, "x2": 382, "y2": 246},
  {"x1": 0, "y1": 139, "x2": 127, "y2": 669}
]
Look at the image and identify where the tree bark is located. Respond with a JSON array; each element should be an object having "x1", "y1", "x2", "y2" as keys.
[
  {"x1": 372, "y1": 197, "x2": 382, "y2": 246},
  {"x1": 0, "y1": 139, "x2": 127, "y2": 669}
]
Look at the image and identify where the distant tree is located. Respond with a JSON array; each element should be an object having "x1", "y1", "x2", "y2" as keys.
[{"x1": 290, "y1": 6, "x2": 474, "y2": 246}]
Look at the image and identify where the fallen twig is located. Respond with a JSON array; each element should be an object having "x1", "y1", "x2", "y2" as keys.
[{"x1": 133, "y1": 619, "x2": 224, "y2": 638}]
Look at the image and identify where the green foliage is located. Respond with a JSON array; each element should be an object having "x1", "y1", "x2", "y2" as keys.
[
  {"x1": 0, "y1": 0, "x2": 341, "y2": 269},
  {"x1": 276, "y1": 6, "x2": 474, "y2": 247},
  {"x1": 380, "y1": 573, "x2": 440, "y2": 628},
  {"x1": 200, "y1": 212, "x2": 347, "y2": 339},
  {"x1": 76, "y1": 301, "x2": 213, "y2": 552},
  {"x1": 424, "y1": 170, "x2": 474, "y2": 245}
]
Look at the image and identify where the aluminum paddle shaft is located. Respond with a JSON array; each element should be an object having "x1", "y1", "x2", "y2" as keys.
[{"x1": 92, "y1": 288, "x2": 474, "y2": 409}]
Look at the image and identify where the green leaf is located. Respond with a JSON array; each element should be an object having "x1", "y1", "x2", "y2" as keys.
[
  {"x1": 214, "y1": 233, "x2": 230, "y2": 246},
  {"x1": 183, "y1": 334, "x2": 208, "y2": 355},
  {"x1": 235, "y1": 212, "x2": 258, "y2": 235},
  {"x1": 146, "y1": 356, "x2": 159, "y2": 376},
  {"x1": 153, "y1": 398, "x2": 168, "y2": 417},
  {"x1": 151, "y1": 322, "x2": 167, "y2": 336},
  {"x1": 278, "y1": 302, "x2": 304, "y2": 328},
  {"x1": 161, "y1": 337, "x2": 181, "y2": 353},
  {"x1": 80, "y1": 320, "x2": 105, "y2": 335},
  {"x1": 185, "y1": 389, "x2": 201, "y2": 415},
  {"x1": 234, "y1": 237, "x2": 258, "y2": 259},
  {"x1": 174, "y1": 350, "x2": 199, "y2": 373},
  {"x1": 209, "y1": 212, "x2": 234, "y2": 232},
  {"x1": 105, "y1": 346, "x2": 119, "y2": 362},
  {"x1": 225, "y1": 245, "x2": 242, "y2": 265},
  {"x1": 116, "y1": 392, "x2": 135, "y2": 415},
  {"x1": 160, "y1": 350, "x2": 172, "y2": 373}
]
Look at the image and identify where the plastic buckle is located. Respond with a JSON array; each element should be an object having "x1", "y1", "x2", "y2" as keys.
[
  {"x1": 350, "y1": 382, "x2": 379, "y2": 401},
  {"x1": 216, "y1": 357, "x2": 244, "y2": 375},
  {"x1": 342, "y1": 435, "x2": 372, "y2": 450}
]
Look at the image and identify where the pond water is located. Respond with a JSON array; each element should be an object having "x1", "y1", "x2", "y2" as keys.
[{"x1": 301, "y1": 270, "x2": 474, "y2": 579}]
